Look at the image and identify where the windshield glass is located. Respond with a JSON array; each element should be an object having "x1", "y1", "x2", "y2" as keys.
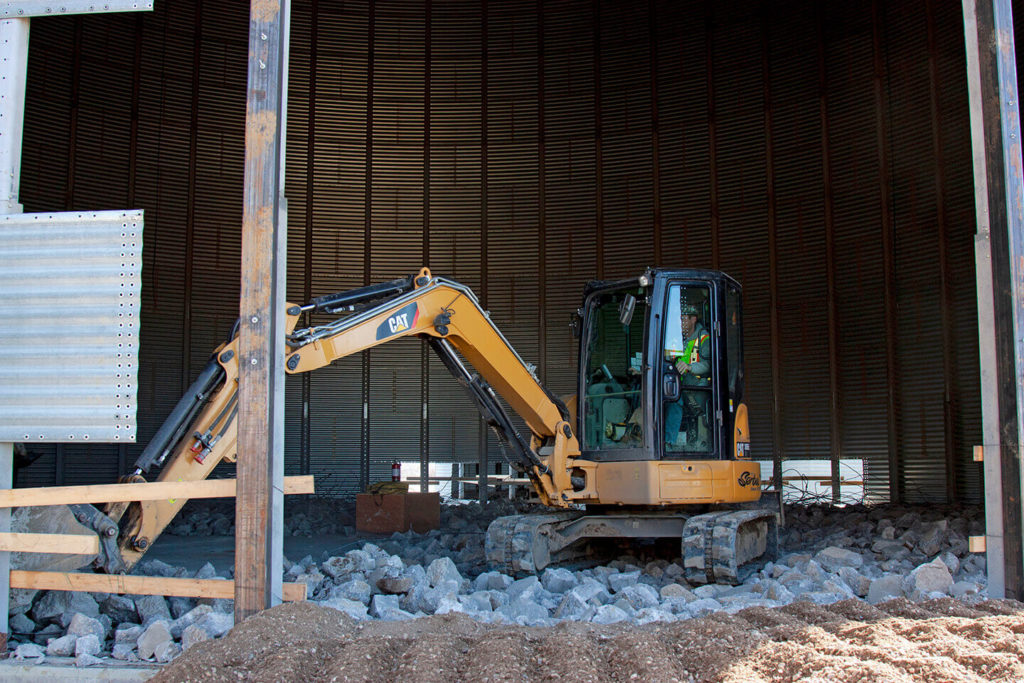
[{"x1": 581, "y1": 286, "x2": 647, "y2": 450}]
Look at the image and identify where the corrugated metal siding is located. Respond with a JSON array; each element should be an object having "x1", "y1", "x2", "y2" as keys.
[
  {"x1": 0, "y1": 211, "x2": 142, "y2": 444},
  {"x1": 821, "y1": 2, "x2": 894, "y2": 501},
  {"x1": 886, "y1": 1, "x2": 948, "y2": 503},
  {"x1": 18, "y1": 0, "x2": 983, "y2": 505}
]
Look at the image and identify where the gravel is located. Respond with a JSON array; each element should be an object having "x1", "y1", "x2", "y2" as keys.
[{"x1": 6, "y1": 501, "x2": 989, "y2": 665}]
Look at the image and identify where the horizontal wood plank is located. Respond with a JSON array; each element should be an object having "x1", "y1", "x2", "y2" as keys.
[
  {"x1": 0, "y1": 475, "x2": 314, "y2": 508},
  {"x1": 0, "y1": 532, "x2": 99, "y2": 554},
  {"x1": 10, "y1": 570, "x2": 306, "y2": 602}
]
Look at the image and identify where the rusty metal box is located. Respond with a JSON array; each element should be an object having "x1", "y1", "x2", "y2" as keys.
[{"x1": 355, "y1": 492, "x2": 441, "y2": 534}]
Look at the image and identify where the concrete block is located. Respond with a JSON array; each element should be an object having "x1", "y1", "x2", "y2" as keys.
[{"x1": 356, "y1": 493, "x2": 440, "y2": 534}]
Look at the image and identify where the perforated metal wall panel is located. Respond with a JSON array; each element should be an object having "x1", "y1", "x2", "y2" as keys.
[{"x1": 19, "y1": 0, "x2": 984, "y2": 504}]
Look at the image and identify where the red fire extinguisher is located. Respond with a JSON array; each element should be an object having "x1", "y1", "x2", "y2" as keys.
[{"x1": 391, "y1": 461, "x2": 401, "y2": 482}]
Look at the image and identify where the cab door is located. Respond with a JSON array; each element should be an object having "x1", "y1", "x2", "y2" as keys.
[{"x1": 660, "y1": 282, "x2": 717, "y2": 459}]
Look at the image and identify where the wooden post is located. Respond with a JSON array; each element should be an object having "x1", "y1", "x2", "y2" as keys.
[{"x1": 236, "y1": 0, "x2": 290, "y2": 622}]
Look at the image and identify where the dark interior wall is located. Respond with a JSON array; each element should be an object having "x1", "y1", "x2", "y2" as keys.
[{"x1": 19, "y1": 0, "x2": 982, "y2": 503}]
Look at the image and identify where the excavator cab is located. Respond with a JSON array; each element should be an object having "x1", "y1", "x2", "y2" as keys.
[{"x1": 578, "y1": 269, "x2": 747, "y2": 467}]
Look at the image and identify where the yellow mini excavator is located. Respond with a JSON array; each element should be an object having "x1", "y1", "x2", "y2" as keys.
[{"x1": 40, "y1": 267, "x2": 779, "y2": 585}]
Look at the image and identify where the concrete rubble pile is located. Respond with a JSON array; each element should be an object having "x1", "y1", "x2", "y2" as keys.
[
  {"x1": 165, "y1": 496, "x2": 358, "y2": 537},
  {"x1": 7, "y1": 502, "x2": 988, "y2": 666}
]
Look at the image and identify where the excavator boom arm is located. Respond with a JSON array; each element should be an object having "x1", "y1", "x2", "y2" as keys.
[{"x1": 103, "y1": 268, "x2": 583, "y2": 572}]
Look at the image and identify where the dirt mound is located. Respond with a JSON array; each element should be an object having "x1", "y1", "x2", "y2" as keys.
[{"x1": 154, "y1": 598, "x2": 1024, "y2": 682}]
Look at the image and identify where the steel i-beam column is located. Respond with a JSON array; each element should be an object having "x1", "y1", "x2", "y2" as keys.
[{"x1": 963, "y1": 0, "x2": 1024, "y2": 600}]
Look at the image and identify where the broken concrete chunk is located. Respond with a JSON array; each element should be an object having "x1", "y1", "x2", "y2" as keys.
[
  {"x1": 181, "y1": 623, "x2": 211, "y2": 650},
  {"x1": 607, "y1": 570, "x2": 641, "y2": 594},
  {"x1": 135, "y1": 595, "x2": 172, "y2": 626},
  {"x1": 168, "y1": 596, "x2": 197, "y2": 620},
  {"x1": 114, "y1": 624, "x2": 144, "y2": 645},
  {"x1": 506, "y1": 576, "x2": 541, "y2": 603},
  {"x1": 112, "y1": 643, "x2": 140, "y2": 661},
  {"x1": 321, "y1": 596, "x2": 368, "y2": 621},
  {"x1": 194, "y1": 611, "x2": 234, "y2": 638},
  {"x1": 590, "y1": 604, "x2": 629, "y2": 625},
  {"x1": 498, "y1": 598, "x2": 551, "y2": 626},
  {"x1": 867, "y1": 574, "x2": 904, "y2": 604},
  {"x1": 66, "y1": 612, "x2": 106, "y2": 641},
  {"x1": 169, "y1": 604, "x2": 213, "y2": 639},
  {"x1": 75, "y1": 634, "x2": 102, "y2": 658},
  {"x1": 9, "y1": 589, "x2": 38, "y2": 617},
  {"x1": 32, "y1": 591, "x2": 99, "y2": 624},
  {"x1": 659, "y1": 583, "x2": 693, "y2": 601},
  {"x1": 194, "y1": 562, "x2": 218, "y2": 580},
  {"x1": 473, "y1": 571, "x2": 512, "y2": 592},
  {"x1": 619, "y1": 584, "x2": 660, "y2": 610},
  {"x1": 100, "y1": 595, "x2": 137, "y2": 625},
  {"x1": 331, "y1": 579, "x2": 372, "y2": 606},
  {"x1": 903, "y1": 558, "x2": 953, "y2": 600},
  {"x1": 136, "y1": 621, "x2": 173, "y2": 661},
  {"x1": 9, "y1": 613, "x2": 36, "y2": 635},
  {"x1": 154, "y1": 640, "x2": 182, "y2": 663},
  {"x1": 540, "y1": 567, "x2": 577, "y2": 594},
  {"x1": 426, "y1": 557, "x2": 462, "y2": 588},
  {"x1": 14, "y1": 642, "x2": 45, "y2": 660},
  {"x1": 75, "y1": 653, "x2": 103, "y2": 667},
  {"x1": 814, "y1": 547, "x2": 864, "y2": 571},
  {"x1": 378, "y1": 576, "x2": 415, "y2": 594}
]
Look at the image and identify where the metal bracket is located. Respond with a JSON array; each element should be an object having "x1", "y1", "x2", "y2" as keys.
[{"x1": 68, "y1": 503, "x2": 127, "y2": 574}]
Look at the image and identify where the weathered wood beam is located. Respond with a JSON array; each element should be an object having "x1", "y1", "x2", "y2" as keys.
[
  {"x1": 0, "y1": 475, "x2": 313, "y2": 508},
  {"x1": 237, "y1": 0, "x2": 290, "y2": 622},
  {"x1": 10, "y1": 571, "x2": 306, "y2": 602}
]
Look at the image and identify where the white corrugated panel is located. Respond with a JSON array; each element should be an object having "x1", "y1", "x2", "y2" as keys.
[{"x1": 0, "y1": 210, "x2": 142, "y2": 443}]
